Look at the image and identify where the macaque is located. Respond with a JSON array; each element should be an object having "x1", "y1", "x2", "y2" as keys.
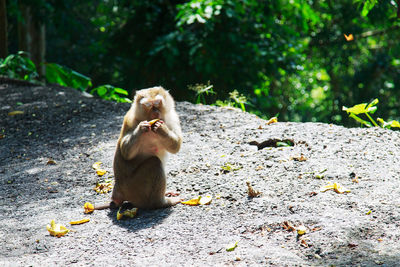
[{"x1": 95, "y1": 86, "x2": 182, "y2": 210}]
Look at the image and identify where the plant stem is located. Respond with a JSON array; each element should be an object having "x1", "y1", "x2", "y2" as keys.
[{"x1": 365, "y1": 112, "x2": 379, "y2": 127}]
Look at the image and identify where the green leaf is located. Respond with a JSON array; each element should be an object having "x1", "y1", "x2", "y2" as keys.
[
  {"x1": 114, "y1": 87, "x2": 129, "y2": 96},
  {"x1": 361, "y1": 0, "x2": 378, "y2": 17},
  {"x1": 45, "y1": 63, "x2": 91, "y2": 91},
  {"x1": 342, "y1": 103, "x2": 368, "y2": 115},
  {"x1": 349, "y1": 113, "x2": 372, "y2": 127},
  {"x1": 378, "y1": 118, "x2": 400, "y2": 129}
]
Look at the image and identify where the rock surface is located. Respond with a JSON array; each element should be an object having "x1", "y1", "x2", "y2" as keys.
[{"x1": 1, "y1": 82, "x2": 400, "y2": 266}]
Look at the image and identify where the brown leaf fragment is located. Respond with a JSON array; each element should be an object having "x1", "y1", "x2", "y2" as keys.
[
  {"x1": 282, "y1": 221, "x2": 295, "y2": 232},
  {"x1": 246, "y1": 181, "x2": 262, "y2": 197},
  {"x1": 300, "y1": 239, "x2": 309, "y2": 248},
  {"x1": 348, "y1": 243, "x2": 358, "y2": 248},
  {"x1": 311, "y1": 227, "x2": 322, "y2": 232},
  {"x1": 47, "y1": 159, "x2": 57, "y2": 165},
  {"x1": 292, "y1": 154, "x2": 307, "y2": 162},
  {"x1": 308, "y1": 191, "x2": 318, "y2": 197}
]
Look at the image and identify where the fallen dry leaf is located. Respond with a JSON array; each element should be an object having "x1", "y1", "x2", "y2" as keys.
[
  {"x1": 292, "y1": 154, "x2": 307, "y2": 162},
  {"x1": 282, "y1": 221, "x2": 296, "y2": 232},
  {"x1": 300, "y1": 239, "x2": 309, "y2": 248},
  {"x1": 246, "y1": 181, "x2": 262, "y2": 197},
  {"x1": 46, "y1": 220, "x2": 69, "y2": 237}
]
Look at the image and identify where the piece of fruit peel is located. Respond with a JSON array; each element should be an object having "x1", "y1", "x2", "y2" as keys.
[
  {"x1": 117, "y1": 207, "x2": 138, "y2": 220},
  {"x1": 83, "y1": 202, "x2": 94, "y2": 214},
  {"x1": 181, "y1": 195, "x2": 212, "y2": 206},
  {"x1": 320, "y1": 181, "x2": 350, "y2": 194},
  {"x1": 149, "y1": 119, "x2": 160, "y2": 125},
  {"x1": 94, "y1": 182, "x2": 113, "y2": 194},
  {"x1": 47, "y1": 220, "x2": 69, "y2": 237},
  {"x1": 70, "y1": 219, "x2": 90, "y2": 225}
]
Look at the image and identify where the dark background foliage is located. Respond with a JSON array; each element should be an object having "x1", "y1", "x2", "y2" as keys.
[{"x1": 3, "y1": 0, "x2": 400, "y2": 125}]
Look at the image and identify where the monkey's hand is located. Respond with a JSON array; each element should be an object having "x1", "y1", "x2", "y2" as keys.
[
  {"x1": 151, "y1": 120, "x2": 168, "y2": 135},
  {"x1": 138, "y1": 121, "x2": 151, "y2": 133}
]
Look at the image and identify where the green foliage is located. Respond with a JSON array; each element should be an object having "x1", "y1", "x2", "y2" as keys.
[
  {"x1": 358, "y1": 0, "x2": 379, "y2": 17},
  {"x1": 5, "y1": 1, "x2": 400, "y2": 125},
  {"x1": 215, "y1": 90, "x2": 248, "y2": 112},
  {"x1": 343, "y1": 99, "x2": 400, "y2": 129},
  {"x1": 0, "y1": 52, "x2": 38, "y2": 81},
  {"x1": 90, "y1": 85, "x2": 131, "y2": 103},
  {"x1": 45, "y1": 63, "x2": 92, "y2": 91},
  {"x1": 188, "y1": 82, "x2": 216, "y2": 104}
]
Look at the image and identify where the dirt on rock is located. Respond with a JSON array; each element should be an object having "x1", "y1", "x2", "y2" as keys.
[{"x1": 1, "y1": 82, "x2": 400, "y2": 266}]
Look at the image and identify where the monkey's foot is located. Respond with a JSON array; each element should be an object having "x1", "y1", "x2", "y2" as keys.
[
  {"x1": 165, "y1": 196, "x2": 183, "y2": 206},
  {"x1": 165, "y1": 191, "x2": 180, "y2": 197}
]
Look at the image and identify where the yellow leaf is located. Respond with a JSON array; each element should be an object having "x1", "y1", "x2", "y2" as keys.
[
  {"x1": 46, "y1": 220, "x2": 69, "y2": 237},
  {"x1": 70, "y1": 218, "x2": 90, "y2": 225},
  {"x1": 117, "y1": 207, "x2": 138, "y2": 220},
  {"x1": 96, "y1": 169, "x2": 107, "y2": 176},
  {"x1": 83, "y1": 202, "x2": 94, "y2": 214},
  {"x1": 92, "y1": 161, "x2": 102, "y2": 170},
  {"x1": 8, "y1": 110, "x2": 24, "y2": 116}
]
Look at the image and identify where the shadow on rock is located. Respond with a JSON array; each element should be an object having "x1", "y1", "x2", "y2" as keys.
[{"x1": 107, "y1": 207, "x2": 173, "y2": 232}]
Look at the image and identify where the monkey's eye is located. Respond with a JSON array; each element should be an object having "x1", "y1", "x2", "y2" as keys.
[
  {"x1": 153, "y1": 99, "x2": 161, "y2": 107},
  {"x1": 140, "y1": 97, "x2": 152, "y2": 108},
  {"x1": 143, "y1": 102, "x2": 152, "y2": 108}
]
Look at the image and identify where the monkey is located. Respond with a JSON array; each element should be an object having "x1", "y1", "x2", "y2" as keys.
[{"x1": 94, "y1": 86, "x2": 182, "y2": 211}]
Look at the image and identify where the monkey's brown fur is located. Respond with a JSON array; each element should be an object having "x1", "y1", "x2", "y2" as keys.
[{"x1": 111, "y1": 86, "x2": 182, "y2": 209}]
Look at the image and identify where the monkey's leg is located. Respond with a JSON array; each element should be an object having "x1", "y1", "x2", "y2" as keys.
[{"x1": 119, "y1": 156, "x2": 181, "y2": 209}]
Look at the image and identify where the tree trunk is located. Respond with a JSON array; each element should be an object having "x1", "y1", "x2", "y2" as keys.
[
  {"x1": 18, "y1": 4, "x2": 30, "y2": 52},
  {"x1": 0, "y1": 0, "x2": 8, "y2": 58},
  {"x1": 17, "y1": 4, "x2": 46, "y2": 77},
  {"x1": 30, "y1": 21, "x2": 45, "y2": 76}
]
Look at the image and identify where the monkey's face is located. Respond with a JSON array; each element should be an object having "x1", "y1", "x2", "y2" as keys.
[
  {"x1": 139, "y1": 95, "x2": 164, "y2": 119},
  {"x1": 134, "y1": 86, "x2": 173, "y2": 120}
]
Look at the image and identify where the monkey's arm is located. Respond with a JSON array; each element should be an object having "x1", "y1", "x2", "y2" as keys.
[
  {"x1": 119, "y1": 121, "x2": 150, "y2": 160},
  {"x1": 153, "y1": 121, "x2": 182, "y2": 154}
]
